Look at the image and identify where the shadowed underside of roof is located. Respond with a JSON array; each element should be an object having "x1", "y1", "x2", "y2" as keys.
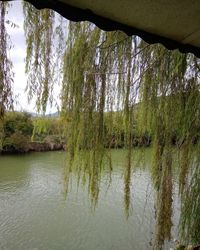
[{"x1": 8, "y1": 0, "x2": 200, "y2": 57}]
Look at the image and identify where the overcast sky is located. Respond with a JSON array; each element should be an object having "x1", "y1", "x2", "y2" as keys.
[{"x1": 6, "y1": 1, "x2": 61, "y2": 114}]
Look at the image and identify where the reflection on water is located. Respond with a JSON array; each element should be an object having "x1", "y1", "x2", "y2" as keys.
[{"x1": 0, "y1": 150, "x2": 179, "y2": 250}]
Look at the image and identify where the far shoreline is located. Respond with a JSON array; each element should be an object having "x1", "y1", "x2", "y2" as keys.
[{"x1": 1, "y1": 141, "x2": 66, "y2": 155}]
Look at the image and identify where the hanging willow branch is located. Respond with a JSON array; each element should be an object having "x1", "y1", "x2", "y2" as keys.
[
  {"x1": 180, "y1": 155, "x2": 200, "y2": 245},
  {"x1": 23, "y1": 2, "x2": 55, "y2": 113},
  {"x1": 0, "y1": 2, "x2": 13, "y2": 150},
  {"x1": 0, "y1": 2, "x2": 13, "y2": 117}
]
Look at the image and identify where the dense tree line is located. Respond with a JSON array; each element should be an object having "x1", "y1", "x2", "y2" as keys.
[
  {"x1": 1, "y1": 112, "x2": 65, "y2": 153},
  {"x1": 1, "y1": 110, "x2": 152, "y2": 153}
]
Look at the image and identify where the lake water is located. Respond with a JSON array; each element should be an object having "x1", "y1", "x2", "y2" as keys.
[{"x1": 0, "y1": 150, "x2": 180, "y2": 250}]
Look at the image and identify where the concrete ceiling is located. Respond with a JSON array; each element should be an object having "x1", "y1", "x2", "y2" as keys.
[{"x1": 21, "y1": 0, "x2": 200, "y2": 57}]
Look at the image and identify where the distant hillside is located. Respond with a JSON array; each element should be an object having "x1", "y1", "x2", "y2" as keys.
[
  {"x1": 45, "y1": 111, "x2": 60, "y2": 118},
  {"x1": 27, "y1": 111, "x2": 60, "y2": 118}
]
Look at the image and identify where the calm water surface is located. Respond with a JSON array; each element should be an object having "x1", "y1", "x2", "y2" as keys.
[{"x1": 0, "y1": 150, "x2": 179, "y2": 250}]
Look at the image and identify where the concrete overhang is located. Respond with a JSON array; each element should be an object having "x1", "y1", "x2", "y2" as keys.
[{"x1": 7, "y1": 0, "x2": 200, "y2": 57}]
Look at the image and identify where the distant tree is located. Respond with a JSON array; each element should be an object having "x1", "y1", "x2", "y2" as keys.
[{"x1": 2, "y1": 112, "x2": 33, "y2": 152}]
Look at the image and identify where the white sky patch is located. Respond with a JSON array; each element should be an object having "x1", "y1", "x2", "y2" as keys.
[{"x1": 6, "y1": 1, "x2": 61, "y2": 114}]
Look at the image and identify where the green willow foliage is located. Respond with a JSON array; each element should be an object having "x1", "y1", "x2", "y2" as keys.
[
  {"x1": 180, "y1": 152, "x2": 200, "y2": 245},
  {"x1": 60, "y1": 21, "x2": 200, "y2": 248},
  {"x1": 23, "y1": 2, "x2": 55, "y2": 113},
  {"x1": 0, "y1": 2, "x2": 13, "y2": 150},
  {"x1": 59, "y1": 23, "x2": 200, "y2": 248},
  {"x1": 1, "y1": 2, "x2": 200, "y2": 249},
  {"x1": 138, "y1": 44, "x2": 200, "y2": 249},
  {"x1": 61, "y1": 23, "x2": 139, "y2": 205},
  {"x1": 139, "y1": 46, "x2": 181, "y2": 249}
]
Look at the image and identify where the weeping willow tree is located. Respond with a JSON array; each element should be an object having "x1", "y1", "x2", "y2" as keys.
[
  {"x1": 1, "y1": 2, "x2": 200, "y2": 249},
  {"x1": 0, "y1": 2, "x2": 13, "y2": 150},
  {"x1": 22, "y1": 13, "x2": 200, "y2": 248},
  {"x1": 60, "y1": 22, "x2": 200, "y2": 248}
]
